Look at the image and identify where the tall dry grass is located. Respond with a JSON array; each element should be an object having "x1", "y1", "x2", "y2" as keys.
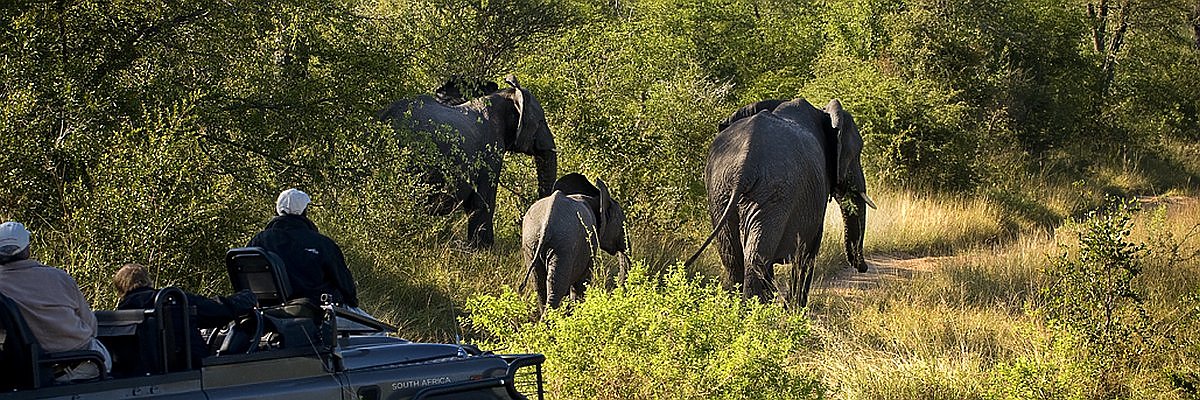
[
  {"x1": 356, "y1": 180, "x2": 1200, "y2": 399},
  {"x1": 800, "y1": 196, "x2": 1200, "y2": 399},
  {"x1": 814, "y1": 189, "x2": 1009, "y2": 273}
]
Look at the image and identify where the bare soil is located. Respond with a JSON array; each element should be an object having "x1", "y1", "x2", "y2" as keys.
[
  {"x1": 818, "y1": 254, "x2": 949, "y2": 297},
  {"x1": 814, "y1": 195, "x2": 1196, "y2": 298}
]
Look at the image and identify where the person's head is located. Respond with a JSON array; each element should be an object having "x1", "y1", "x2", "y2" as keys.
[
  {"x1": 0, "y1": 221, "x2": 31, "y2": 264},
  {"x1": 113, "y1": 263, "x2": 153, "y2": 296},
  {"x1": 276, "y1": 188, "x2": 311, "y2": 216}
]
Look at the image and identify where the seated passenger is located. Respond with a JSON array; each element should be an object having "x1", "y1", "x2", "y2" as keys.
[
  {"x1": 113, "y1": 264, "x2": 255, "y2": 364},
  {"x1": 0, "y1": 221, "x2": 111, "y2": 382},
  {"x1": 248, "y1": 189, "x2": 360, "y2": 311}
]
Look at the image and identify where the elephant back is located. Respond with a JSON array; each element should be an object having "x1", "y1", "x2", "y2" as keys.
[
  {"x1": 521, "y1": 192, "x2": 598, "y2": 258},
  {"x1": 707, "y1": 105, "x2": 831, "y2": 202},
  {"x1": 717, "y1": 99, "x2": 785, "y2": 131}
]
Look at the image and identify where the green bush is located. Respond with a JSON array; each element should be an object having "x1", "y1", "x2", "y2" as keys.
[
  {"x1": 462, "y1": 263, "x2": 822, "y2": 399},
  {"x1": 1040, "y1": 198, "x2": 1154, "y2": 398},
  {"x1": 985, "y1": 356, "x2": 1083, "y2": 400}
]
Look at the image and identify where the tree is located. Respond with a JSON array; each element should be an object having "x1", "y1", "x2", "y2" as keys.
[{"x1": 1088, "y1": 0, "x2": 1135, "y2": 97}]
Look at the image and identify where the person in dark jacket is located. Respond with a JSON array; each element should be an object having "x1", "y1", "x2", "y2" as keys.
[
  {"x1": 113, "y1": 264, "x2": 256, "y2": 365},
  {"x1": 248, "y1": 188, "x2": 359, "y2": 308}
]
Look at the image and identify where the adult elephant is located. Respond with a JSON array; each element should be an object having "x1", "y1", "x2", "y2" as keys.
[
  {"x1": 520, "y1": 173, "x2": 631, "y2": 310},
  {"x1": 378, "y1": 75, "x2": 557, "y2": 248},
  {"x1": 686, "y1": 98, "x2": 876, "y2": 307}
]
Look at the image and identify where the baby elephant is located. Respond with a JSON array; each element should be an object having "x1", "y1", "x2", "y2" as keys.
[{"x1": 521, "y1": 173, "x2": 631, "y2": 310}]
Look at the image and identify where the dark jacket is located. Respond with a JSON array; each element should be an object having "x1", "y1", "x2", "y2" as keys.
[
  {"x1": 247, "y1": 214, "x2": 359, "y2": 307},
  {"x1": 118, "y1": 287, "x2": 256, "y2": 365}
]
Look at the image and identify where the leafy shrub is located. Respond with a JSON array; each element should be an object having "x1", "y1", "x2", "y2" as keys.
[
  {"x1": 985, "y1": 357, "x2": 1082, "y2": 400},
  {"x1": 1041, "y1": 198, "x2": 1153, "y2": 398},
  {"x1": 462, "y1": 263, "x2": 822, "y2": 399}
]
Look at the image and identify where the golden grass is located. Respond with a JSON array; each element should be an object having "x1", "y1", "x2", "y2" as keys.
[
  {"x1": 810, "y1": 189, "x2": 1009, "y2": 276},
  {"x1": 827, "y1": 190, "x2": 1005, "y2": 257},
  {"x1": 349, "y1": 179, "x2": 1200, "y2": 399},
  {"x1": 801, "y1": 195, "x2": 1200, "y2": 399}
]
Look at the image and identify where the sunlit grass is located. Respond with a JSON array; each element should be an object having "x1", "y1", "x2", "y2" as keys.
[
  {"x1": 342, "y1": 177, "x2": 1200, "y2": 398},
  {"x1": 801, "y1": 196, "x2": 1200, "y2": 399},
  {"x1": 812, "y1": 188, "x2": 1008, "y2": 274}
]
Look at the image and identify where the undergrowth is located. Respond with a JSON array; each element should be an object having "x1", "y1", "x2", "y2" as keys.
[{"x1": 462, "y1": 264, "x2": 823, "y2": 400}]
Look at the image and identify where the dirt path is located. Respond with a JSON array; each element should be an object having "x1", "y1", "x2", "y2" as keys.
[
  {"x1": 818, "y1": 254, "x2": 950, "y2": 297},
  {"x1": 814, "y1": 195, "x2": 1196, "y2": 297},
  {"x1": 1136, "y1": 195, "x2": 1197, "y2": 211}
]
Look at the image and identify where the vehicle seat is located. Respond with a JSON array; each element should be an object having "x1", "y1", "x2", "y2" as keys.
[
  {"x1": 96, "y1": 287, "x2": 193, "y2": 377},
  {"x1": 0, "y1": 292, "x2": 108, "y2": 389},
  {"x1": 226, "y1": 247, "x2": 292, "y2": 308},
  {"x1": 224, "y1": 247, "x2": 322, "y2": 351}
]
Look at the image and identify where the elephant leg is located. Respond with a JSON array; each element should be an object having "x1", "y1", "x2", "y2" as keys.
[
  {"x1": 571, "y1": 268, "x2": 592, "y2": 303},
  {"x1": 465, "y1": 191, "x2": 496, "y2": 248},
  {"x1": 795, "y1": 230, "x2": 823, "y2": 308},
  {"x1": 545, "y1": 253, "x2": 575, "y2": 309},
  {"x1": 467, "y1": 165, "x2": 501, "y2": 248},
  {"x1": 715, "y1": 206, "x2": 744, "y2": 292},
  {"x1": 799, "y1": 257, "x2": 817, "y2": 308},
  {"x1": 740, "y1": 205, "x2": 786, "y2": 303}
]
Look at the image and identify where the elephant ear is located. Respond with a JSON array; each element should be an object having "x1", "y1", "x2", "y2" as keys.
[
  {"x1": 596, "y1": 182, "x2": 628, "y2": 254},
  {"x1": 596, "y1": 178, "x2": 611, "y2": 222},
  {"x1": 552, "y1": 173, "x2": 599, "y2": 198},
  {"x1": 504, "y1": 75, "x2": 546, "y2": 153},
  {"x1": 824, "y1": 99, "x2": 865, "y2": 192}
]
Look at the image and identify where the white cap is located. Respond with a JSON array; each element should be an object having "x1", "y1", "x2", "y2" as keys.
[
  {"x1": 276, "y1": 188, "x2": 311, "y2": 216},
  {"x1": 0, "y1": 221, "x2": 31, "y2": 256}
]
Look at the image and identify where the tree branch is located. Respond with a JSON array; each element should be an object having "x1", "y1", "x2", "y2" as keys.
[
  {"x1": 1192, "y1": 0, "x2": 1200, "y2": 50},
  {"x1": 87, "y1": 9, "x2": 211, "y2": 86}
]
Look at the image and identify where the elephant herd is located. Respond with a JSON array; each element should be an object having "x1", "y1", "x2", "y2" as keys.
[{"x1": 378, "y1": 75, "x2": 874, "y2": 310}]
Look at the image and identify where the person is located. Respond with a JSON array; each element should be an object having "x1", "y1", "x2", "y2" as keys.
[
  {"x1": 113, "y1": 264, "x2": 256, "y2": 365},
  {"x1": 0, "y1": 221, "x2": 111, "y2": 382},
  {"x1": 248, "y1": 189, "x2": 359, "y2": 309}
]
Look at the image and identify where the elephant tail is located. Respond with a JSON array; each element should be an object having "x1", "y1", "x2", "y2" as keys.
[
  {"x1": 519, "y1": 223, "x2": 549, "y2": 294},
  {"x1": 684, "y1": 188, "x2": 740, "y2": 267},
  {"x1": 518, "y1": 241, "x2": 543, "y2": 294}
]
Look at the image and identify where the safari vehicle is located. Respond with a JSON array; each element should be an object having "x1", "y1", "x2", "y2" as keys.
[{"x1": 0, "y1": 247, "x2": 545, "y2": 400}]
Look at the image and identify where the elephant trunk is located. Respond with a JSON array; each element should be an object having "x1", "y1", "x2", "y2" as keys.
[
  {"x1": 840, "y1": 195, "x2": 869, "y2": 273},
  {"x1": 534, "y1": 149, "x2": 557, "y2": 198}
]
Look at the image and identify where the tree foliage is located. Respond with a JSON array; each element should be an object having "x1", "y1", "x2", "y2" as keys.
[
  {"x1": 463, "y1": 264, "x2": 822, "y2": 399},
  {"x1": 1, "y1": 0, "x2": 1197, "y2": 303}
]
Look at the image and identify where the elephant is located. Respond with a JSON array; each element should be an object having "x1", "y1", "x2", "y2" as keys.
[
  {"x1": 686, "y1": 98, "x2": 876, "y2": 307},
  {"x1": 520, "y1": 173, "x2": 631, "y2": 310},
  {"x1": 378, "y1": 75, "x2": 557, "y2": 248}
]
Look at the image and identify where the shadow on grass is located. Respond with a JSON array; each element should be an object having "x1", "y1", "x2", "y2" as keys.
[
  {"x1": 1135, "y1": 144, "x2": 1200, "y2": 192},
  {"x1": 366, "y1": 279, "x2": 464, "y2": 342},
  {"x1": 987, "y1": 189, "x2": 1063, "y2": 233}
]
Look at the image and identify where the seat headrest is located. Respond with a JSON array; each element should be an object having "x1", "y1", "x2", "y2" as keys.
[{"x1": 225, "y1": 247, "x2": 291, "y2": 307}]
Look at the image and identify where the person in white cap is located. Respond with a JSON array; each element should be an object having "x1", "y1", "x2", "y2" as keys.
[
  {"x1": 248, "y1": 189, "x2": 359, "y2": 309},
  {"x1": 0, "y1": 221, "x2": 111, "y2": 382}
]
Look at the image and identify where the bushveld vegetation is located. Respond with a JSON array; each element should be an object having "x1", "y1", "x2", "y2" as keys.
[{"x1": 2, "y1": 0, "x2": 1199, "y2": 398}]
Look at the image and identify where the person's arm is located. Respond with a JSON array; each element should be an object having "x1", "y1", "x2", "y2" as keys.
[
  {"x1": 187, "y1": 293, "x2": 236, "y2": 329},
  {"x1": 328, "y1": 241, "x2": 358, "y2": 308},
  {"x1": 68, "y1": 275, "x2": 98, "y2": 336}
]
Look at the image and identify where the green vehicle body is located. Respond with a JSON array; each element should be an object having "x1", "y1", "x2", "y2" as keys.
[
  {"x1": 0, "y1": 248, "x2": 544, "y2": 400},
  {"x1": 1, "y1": 303, "x2": 544, "y2": 400}
]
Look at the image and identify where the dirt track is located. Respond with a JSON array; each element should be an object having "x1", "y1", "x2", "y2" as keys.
[
  {"x1": 815, "y1": 195, "x2": 1196, "y2": 297},
  {"x1": 818, "y1": 255, "x2": 948, "y2": 296}
]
